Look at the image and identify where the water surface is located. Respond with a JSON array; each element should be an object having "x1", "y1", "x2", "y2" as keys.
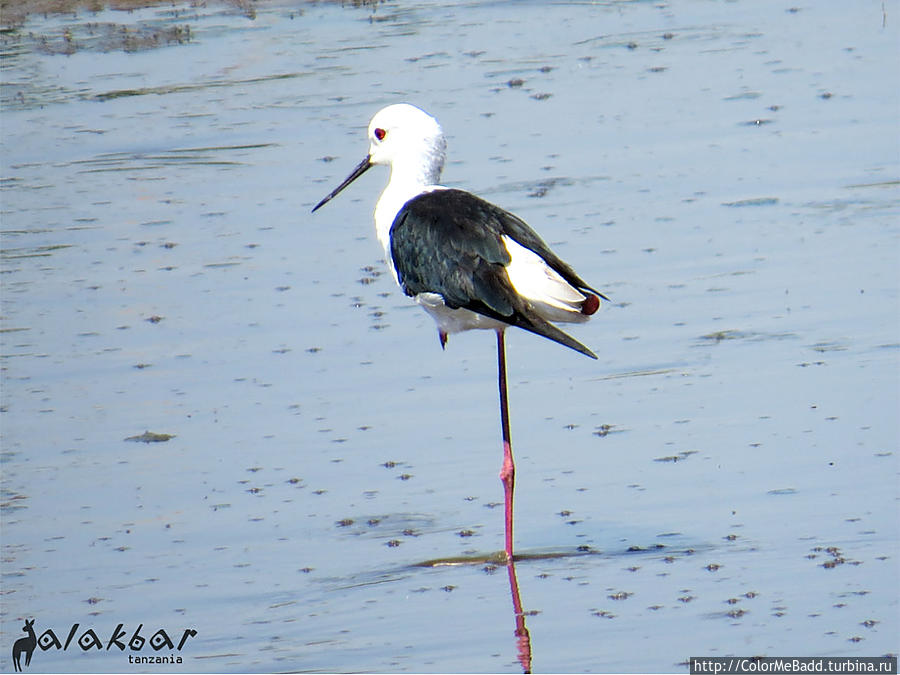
[{"x1": 2, "y1": 1, "x2": 898, "y2": 672}]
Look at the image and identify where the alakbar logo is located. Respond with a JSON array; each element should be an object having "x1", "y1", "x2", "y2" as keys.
[
  {"x1": 10, "y1": 618, "x2": 197, "y2": 671},
  {"x1": 11, "y1": 620, "x2": 35, "y2": 673}
]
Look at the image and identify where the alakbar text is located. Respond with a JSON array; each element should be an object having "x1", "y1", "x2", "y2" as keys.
[{"x1": 35, "y1": 623, "x2": 197, "y2": 653}]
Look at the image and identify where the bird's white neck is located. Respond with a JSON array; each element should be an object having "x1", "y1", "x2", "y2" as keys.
[{"x1": 374, "y1": 154, "x2": 444, "y2": 259}]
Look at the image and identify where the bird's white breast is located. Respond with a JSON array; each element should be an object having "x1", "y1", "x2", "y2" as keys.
[{"x1": 375, "y1": 184, "x2": 447, "y2": 282}]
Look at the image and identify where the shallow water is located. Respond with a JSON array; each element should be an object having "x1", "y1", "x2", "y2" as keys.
[{"x1": 1, "y1": 0, "x2": 898, "y2": 672}]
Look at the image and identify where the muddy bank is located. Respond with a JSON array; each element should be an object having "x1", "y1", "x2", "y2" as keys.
[
  {"x1": 0, "y1": 0, "x2": 381, "y2": 29},
  {"x1": 1, "y1": 0, "x2": 220, "y2": 27}
]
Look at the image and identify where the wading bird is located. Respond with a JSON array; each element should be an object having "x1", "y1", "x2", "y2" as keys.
[{"x1": 312, "y1": 104, "x2": 605, "y2": 561}]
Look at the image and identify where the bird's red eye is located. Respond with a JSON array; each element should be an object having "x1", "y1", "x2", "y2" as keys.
[{"x1": 374, "y1": 128, "x2": 386, "y2": 141}]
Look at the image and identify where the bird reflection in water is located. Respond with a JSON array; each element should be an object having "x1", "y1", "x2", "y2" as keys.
[
  {"x1": 423, "y1": 551, "x2": 536, "y2": 672},
  {"x1": 506, "y1": 557, "x2": 533, "y2": 673}
]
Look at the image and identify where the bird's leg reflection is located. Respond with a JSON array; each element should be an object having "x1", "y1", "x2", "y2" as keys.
[{"x1": 505, "y1": 556, "x2": 533, "y2": 673}]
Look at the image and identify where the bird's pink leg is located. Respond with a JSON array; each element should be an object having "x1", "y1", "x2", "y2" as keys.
[{"x1": 497, "y1": 329, "x2": 515, "y2": 563}]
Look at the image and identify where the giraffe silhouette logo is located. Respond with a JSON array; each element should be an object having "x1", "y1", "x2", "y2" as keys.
[{"x1": 11, "y1": 618, "x2": 36, "y2": 672}]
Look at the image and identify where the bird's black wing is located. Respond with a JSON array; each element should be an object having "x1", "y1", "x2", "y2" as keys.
[
  {"x1": 486, "y1": 200, "x2": 606, "y2": 300},
  {"x1": 389, "y1": 189, "x2": 598, "y2": 358}
]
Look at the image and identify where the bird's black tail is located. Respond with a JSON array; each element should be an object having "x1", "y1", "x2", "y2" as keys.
[
  {"x1": 510, "y1": 311, "x2": 598, "y2": 359},
  {"x1": 457, "y1": 294, "x2": 598, "y2": 359}
]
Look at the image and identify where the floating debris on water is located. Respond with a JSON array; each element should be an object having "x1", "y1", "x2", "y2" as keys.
[
  {"x1": 721, "y1": 197, "x2": 779, "y2": 207},
  {"x1": 124, "y1": 431, "x2": 175, "y2": 443}
]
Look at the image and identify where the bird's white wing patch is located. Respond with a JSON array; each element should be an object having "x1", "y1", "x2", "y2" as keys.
[{"x1": 501, "y1": 235, "x2": 589, "y2": 323}]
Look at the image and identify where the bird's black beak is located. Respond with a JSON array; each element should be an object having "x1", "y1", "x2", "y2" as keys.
[{"x1": 311, "y1": 155, "x2": 373, "y2": 212}]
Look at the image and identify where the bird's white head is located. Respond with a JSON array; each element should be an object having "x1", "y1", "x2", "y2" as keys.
[
  {"x1": 367, "y1": 103, "x2": 446, "y2": 183},
  {"x1": 311, "y1": 103, "x2": 446, "y2": 215}
]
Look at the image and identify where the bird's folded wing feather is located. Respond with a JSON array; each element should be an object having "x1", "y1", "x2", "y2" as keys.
[{"x1": 389, "y1": 189, "x2": 598, "y2": 358}]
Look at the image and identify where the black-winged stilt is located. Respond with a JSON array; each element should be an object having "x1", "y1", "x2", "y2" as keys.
[{"x1": 312, "y1": 103, "x2": 606, "y2": 562}]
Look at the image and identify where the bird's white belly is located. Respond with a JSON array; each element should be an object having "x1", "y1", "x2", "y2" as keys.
[{"x1": 414, "y1": 292, "x2": 507, "y2": 334}]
